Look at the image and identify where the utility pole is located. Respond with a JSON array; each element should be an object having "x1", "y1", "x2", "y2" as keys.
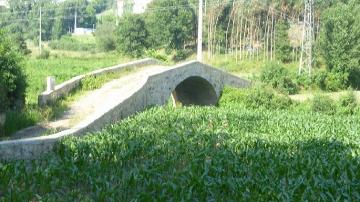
[
  {"x1": 74, "y1": 8, "x2": 77, "y2": 33},
  {"x1": 39, "y1": 6, "x2": 42, "y2": 54},
  {"x1": 299, "y1": 0, "x2": 313, "y2": 76},
  {"x1": 197, "y1": 0, "x2": 203, "y2": 62},
  {"x1": 115, "y1": 0, "x2": 119, "y2": 26}
]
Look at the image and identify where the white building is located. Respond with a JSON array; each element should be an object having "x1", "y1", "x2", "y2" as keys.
[
  {"x1": 117, "y1": 0, "x2": 152, "y2": 17},
  {"x1": 73, "y1": 27, "x2": 95, "y2": 35}
]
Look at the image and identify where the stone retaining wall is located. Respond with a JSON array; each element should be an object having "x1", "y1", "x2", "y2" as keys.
[{"x1": 38, "y1": 58, "x2": 160, "y2": 107}]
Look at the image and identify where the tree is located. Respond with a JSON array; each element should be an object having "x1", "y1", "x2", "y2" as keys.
[
  {"x1": 0, "y1": 30, "x2": 27, "y2": 113},
  {"x1": 145, "y1": 0, "x2": 196, "y2": 51},
  {"x1": 95, "y1": 17, "x2": 117, "y2": 51},
  {"x1": 275, "y1": 19, "x2": 292, "y2": 63},
  {"x1": 116, "y1": 14, "x2": 149, "y2": 57},
  {"x1": 320, "y1": 0, "x2": 360, "y2": 88}
]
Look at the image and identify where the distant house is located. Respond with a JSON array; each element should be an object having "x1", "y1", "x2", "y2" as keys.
[
  {"x1": 72, "y1": 9, "x2": 95, "y2": 36},
  {"x1": 0, "y1": 0, "x2": 9, "y2": 8},
  {"x1": 117, "y1": 0, "x2": 152, "y2": 17},
  {"x1": 73, "y1": 27, "x2": 95, "y2": 35}
]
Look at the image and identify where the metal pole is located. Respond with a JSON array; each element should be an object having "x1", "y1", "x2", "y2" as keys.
[
  {"x1": 116, "y1": 0, "x2": 119, "y2": 26},
  {"x1": 39, "y1": 6, "x2": 42, "y2": 54},
  {"x1": 74, "y1": 8, "x2": 77, "y2": 33},
  {"x1": 197, "y1": 0, "x2": 203, "y2": 62}
]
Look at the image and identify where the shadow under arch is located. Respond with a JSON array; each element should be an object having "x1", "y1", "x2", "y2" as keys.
[{"x1": 171, "y1": 76, "x2": 218, "y2": 106}]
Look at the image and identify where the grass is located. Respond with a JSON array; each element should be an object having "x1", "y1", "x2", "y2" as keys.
[{"x1": 0, "y1": 89, "x2": 359, "y2": 200}]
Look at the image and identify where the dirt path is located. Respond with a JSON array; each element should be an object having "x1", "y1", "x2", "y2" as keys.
[
  {"x1": 11, "y1": 65, "x2": 169, "y2": 140},
  {"x1": 290, "y1": 91, "x2": 360, "y2": 102}
]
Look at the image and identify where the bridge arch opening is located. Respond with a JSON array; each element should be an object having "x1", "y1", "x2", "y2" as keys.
[{"x1": 171, "y1": 76, "x2": 218, "y2": 106}]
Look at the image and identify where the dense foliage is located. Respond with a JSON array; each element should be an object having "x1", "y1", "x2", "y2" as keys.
[
  {"x1": 146, "y1": 0, "x2": 196, "y2": 51},
  {"x1": 320, "y1": 0, "x2": 360, "y2": 89},
  {"x1": 0, "y1": 30, "x2": 26, "y2": 113},
  {"x1": 116, "y1": 15, "x2": 149, "y2": 57},
  {"x1": 1, "y1": 88, "x2": 359, "y2": 200},
  {"x1": 260, "y1": 63, "x2": 300, "y2": 94}
]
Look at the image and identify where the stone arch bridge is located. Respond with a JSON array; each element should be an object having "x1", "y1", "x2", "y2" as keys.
[{"x1": 0, "y1": 60, "x2": 250, "y2": 160}]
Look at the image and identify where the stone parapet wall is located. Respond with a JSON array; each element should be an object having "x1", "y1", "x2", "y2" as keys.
[{"x1": 38, "y1": 58, "x2": 160, "y2": 107}]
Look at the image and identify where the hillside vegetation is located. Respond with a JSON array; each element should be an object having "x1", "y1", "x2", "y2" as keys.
[{"x1": 1, "y1": 88, "x2": 359, "y2": 201}]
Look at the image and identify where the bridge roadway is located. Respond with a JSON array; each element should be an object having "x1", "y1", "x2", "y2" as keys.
[{"x1": 0, "y1": 61, "x2": 250, "y2": 160}]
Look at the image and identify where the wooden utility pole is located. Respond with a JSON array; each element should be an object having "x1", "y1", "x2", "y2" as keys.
[
  {"x1": 39, "y1": 6, "x2": 42, "y2": 54},
  {"x1": 197, "y1": 0, "x2": 203, "y2": 62}
]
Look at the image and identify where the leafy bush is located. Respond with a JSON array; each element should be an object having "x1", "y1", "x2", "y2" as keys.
[
  {"x1": 220, "y1": 87, "x2": 292, "y2": 110},
  {"x1": 312, "y1": 70, "x2": 328, "y2": 90},
  {"x1": 337, "y1": 91, "x2": 358, "y2": 115},
  {"x1": 0, "y1": 30, "x2": 27, "y2": 113},
  {"x1": 9, "y1": 33, "x2": 31, "y2": 55},
  {"x1": 172, "y1": 49, "x2": 192, "y2": 62},
  {"x1": 312, "y1": 70, "x2": 348, "y2": 91},
  {"x1": 260, "y1": 63, "x2": 299, "y2": 94},
  {"x1": 324, "y1": 72, "x2": 348, "y2": 91},
  {"x1": 310, "y1": 94, "x2": 336, "y2": 115},
  {"x1": 145, "y1": 49, "x2": 169, "y2": 62},
  {"x1": 95, "y1": 21, "x2": 117, "y2": 52}
]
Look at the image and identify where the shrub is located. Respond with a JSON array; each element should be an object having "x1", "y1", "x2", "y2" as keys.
[
  {"x1": 337, "y1": 91, "x2": 358, "y2": 115},
  {"x1": 95, "y1": 21, "x2": 117, "y2": 52},
  {"x1": 310, "y1": 94, "x2": 336, "y2": 115},
  {"x1": 312, "y1": 70, "x2": 328, "y2": 90},
  {"x1": 172, "y1": 49, "x2": 192, "y2": 62},
  {"x1": 324, "y1": 72, "x2": 348, "y2": 91},
  {"x1": 260, "y1": 63, "x2": 299, "y2": 94},
  {"x1": 145, "y1": 49, "x2": 169, "y2": 62},
  {"x1": 10, "y1": 33, "x2": 31, "y2": 55},
  {"x1": 220, "y1": 86, "x2": 293, "y2": 110},
  {"x1": 312, "y1": 70, "x2": 349, "y2": 91},
  {"x1": 0, "y1": 30, "x2": 27, "y2": 113}
]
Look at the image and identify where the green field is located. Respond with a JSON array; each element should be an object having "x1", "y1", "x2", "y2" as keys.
[{"x1": 1, "y1": 88, "x2": 359, "y2": 201}]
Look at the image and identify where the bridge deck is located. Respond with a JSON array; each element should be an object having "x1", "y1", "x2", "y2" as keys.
[{"x1": 11, "y1": 65, "x2": 168, "y2": 140}]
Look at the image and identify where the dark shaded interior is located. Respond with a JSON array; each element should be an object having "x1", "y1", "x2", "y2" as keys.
[{"x1": 172, "y1": 76, "x2": 218, "y2": 106}]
